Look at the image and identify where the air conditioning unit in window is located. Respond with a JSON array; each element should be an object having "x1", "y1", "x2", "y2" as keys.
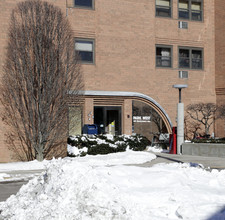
[
  {"x1": 178, "y1": 21, "x2": 188, "y2": 29},
  {"x1": 179, "y1": 71, "x2": 188, "y2": 79}
]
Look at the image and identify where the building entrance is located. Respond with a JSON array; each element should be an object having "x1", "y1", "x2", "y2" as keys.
[{"x1": 94, "y1": 106, "x2": 121, "y2": 135}]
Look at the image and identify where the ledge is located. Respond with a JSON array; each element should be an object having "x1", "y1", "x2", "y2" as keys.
[{"x1": 182, "y1": 143, "x2": 225, "y2": 158}]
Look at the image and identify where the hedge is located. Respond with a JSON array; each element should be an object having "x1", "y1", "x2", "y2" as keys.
[
  {"x1": 67, "y1": 134, "x2": 151, "y2": 157},
  {"x1": 192, "y1": 138, "x2": 225, "y2": 144}
]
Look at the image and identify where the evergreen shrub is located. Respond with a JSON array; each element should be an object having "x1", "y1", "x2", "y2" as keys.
[
  {"x1": 67, "y1": 134, "x2": 151, "y2": 157},
  {"x1": 192, "y1": 138, "x2": 225, "y2": 144}
]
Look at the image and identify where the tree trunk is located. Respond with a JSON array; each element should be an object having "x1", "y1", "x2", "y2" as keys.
[
  {"x1": 36, "y1": 147, "x2": 44, "y2": 161},
  {"x1": 205, "y1": 126, "x2": 209, "y2": 135}
]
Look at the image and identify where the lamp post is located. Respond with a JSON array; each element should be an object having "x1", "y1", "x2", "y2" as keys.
[{"x1": 172, "y1": 84, "x2": 188, "y2": 154}]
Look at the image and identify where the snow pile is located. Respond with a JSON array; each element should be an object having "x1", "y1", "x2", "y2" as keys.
[
  {"x1": 67, "y1": 144, "x2": 88, "y2": 156},
  {"x1": 1, "y1": 152, "x2": 225, "y2": 220},
  {"x1": 0, "y1": 160, "x2": 48, "y2": 182},
  {"x1": 0, "y1": 159, "x2": 130, "y2": 220},
  {"x1": 74, "y1": 150, "x2": 156, "y2": 166},
  {"x1": 0, "y1": 160, "x2": 48, "y2": 172},
  {"x1": 146, "y1": 145, "x2": 164, "y2": 153},
  {"x1": 0, "y1": 173, "x2": 10, "y2": 181},
  {"x1": 0, "y1": 160, "x2": 49, "y2": 182}
]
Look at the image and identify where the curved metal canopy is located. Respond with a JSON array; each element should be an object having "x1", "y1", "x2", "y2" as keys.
[{"x1": 76, "y1": 90, "x2": 173, "y2": 131}]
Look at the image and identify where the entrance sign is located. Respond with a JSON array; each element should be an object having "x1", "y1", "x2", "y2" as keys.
[{"x1": 133, "y1": 116, "x2": 151, "y2": 123}]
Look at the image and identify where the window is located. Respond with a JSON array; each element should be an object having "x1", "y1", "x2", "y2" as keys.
[
  {"x1": 74, "y1": 0, "x2": 93, "y2": 9},
  {"x1": 69, "y1": 107, "x2": 82, "y2": 136},
  {"x1": 179, "y1": 47, "x2": 203, "y2": 69},
  {"x1": 156, "y1": 0, "x2": 171, "y2": 17},
  {"x1": 75, "y1": 39, "x2": 94, "y2": 64},
  {"x1": 156, "y1": 46, "x2": 172, "y2": 68},
  {"x1": 132, "y1": 100, "x2": 167, "y2": 141},
  {"x1": 178, "y1": 0, "x2": 203, "y2": 21}
]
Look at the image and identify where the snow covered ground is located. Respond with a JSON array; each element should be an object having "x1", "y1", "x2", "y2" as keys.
[
  {"x1": 0, "y1": 151, "x2": 225, "y2": 220},
  {"x1": 0, "y1": 159, "x2": 49, "y2": 182}
]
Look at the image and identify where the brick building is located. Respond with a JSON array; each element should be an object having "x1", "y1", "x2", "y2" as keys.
[{"x1": 0, "y1": 0, "x2": 225, "y2": 162}]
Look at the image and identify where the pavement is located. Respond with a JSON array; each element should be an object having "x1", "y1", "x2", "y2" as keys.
[
  {"x1": 0, "y1": 170, "x2": 44, "y2": 202},
  {"x1": 136, "y1": 152, "x2": 225, "y2": 170},
  {"x1": 0, "y1": 180, "x2": 28, "y2": 202}
]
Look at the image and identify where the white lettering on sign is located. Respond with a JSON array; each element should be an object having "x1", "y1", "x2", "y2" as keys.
[
  {"x1": 133, "y1": 116, "x2": 151, "y2": 123},
  {"x1": 133, "y1": 116, "x2": 141, "y2": 120}
]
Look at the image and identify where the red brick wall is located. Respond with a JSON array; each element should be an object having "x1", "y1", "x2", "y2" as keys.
[
  {"x1": 215, "y1": 0, "x2": 225, "y2": 137},
  {"x1": 0, "y1": 0, "x2": 217, "y2": 161},
  {"x1": 69, "y1": 0, "x2": 216, "y2": 130}
]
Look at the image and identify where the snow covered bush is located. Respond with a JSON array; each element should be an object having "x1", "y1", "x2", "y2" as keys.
[
  {"x1": 67, "y1": 134, "x2": 151, "y2": 157},
  {"x1": 192, "y1": 137, "x2": 225, "y2": 143}
]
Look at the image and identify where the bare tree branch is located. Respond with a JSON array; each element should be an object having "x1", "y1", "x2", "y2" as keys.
[{"x1": 186, "y1": 103, "x2": 218, "y2": 136}]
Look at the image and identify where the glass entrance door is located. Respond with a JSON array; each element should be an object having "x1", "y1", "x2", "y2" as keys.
[{"x1": 94, "y1": 106, "x2": 121, "y2": 135}]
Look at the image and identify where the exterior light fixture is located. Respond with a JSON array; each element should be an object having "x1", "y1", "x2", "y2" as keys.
[
  {"x1": 172, "y1": 84, "x2": 188, "y2": 154},
  {"x1": 172, "y1": 84, "x2": 188, "y2": 103}
]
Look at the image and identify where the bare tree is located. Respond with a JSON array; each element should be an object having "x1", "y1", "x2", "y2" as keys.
[
  {"x1": 186, "y1": 103, "x2": 218, "y2": 136},
  {"x1": 184, "y1": 115, "x2": 201, "y2": 140},
  {"x1": 0, "y1": 0, "x2": 82, "y2": 161}
]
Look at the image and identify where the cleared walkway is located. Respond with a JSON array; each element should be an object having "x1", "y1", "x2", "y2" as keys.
[{"x1": 137, "y1": 152, "x2": 225, "y2": 170}]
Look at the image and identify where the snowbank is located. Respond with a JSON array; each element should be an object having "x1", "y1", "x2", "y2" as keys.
[
  {"x1": 0, "y1": 173, "x2": 10, "y2": 181},
  {"x1": 73, "y1": 150, "x2": 156, "y2": 166},
  {"x1": 1, "y1": 151, "x2": 225, "y2": 220},
  {"x1": 0, "y1": 160, "x2": 48, "y2": 172}
]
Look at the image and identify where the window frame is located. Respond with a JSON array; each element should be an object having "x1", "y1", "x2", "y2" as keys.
[
  {"x1": 178, "y1": 0, "x2": 203, "y2": 21},
  {"x1": 156, "y1": 45, "x2": 173, "y2": 68},
  {"x1": 155, "y1": 0, "x2": 172, "y2": 18},
  {"x1": 74, "y1": 0, "x2": 94, "y2": 10},
  {"x1": 75, "y1": 38, "x2": 95, "y2": 64},
  {"x1": 178, "y1": 46, "x2": 203, "y2": 70}
]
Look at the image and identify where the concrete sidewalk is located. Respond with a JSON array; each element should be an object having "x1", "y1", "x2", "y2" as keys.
[{"x1": 137, "y1": 152, "x2": 225, "y2": 170}]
